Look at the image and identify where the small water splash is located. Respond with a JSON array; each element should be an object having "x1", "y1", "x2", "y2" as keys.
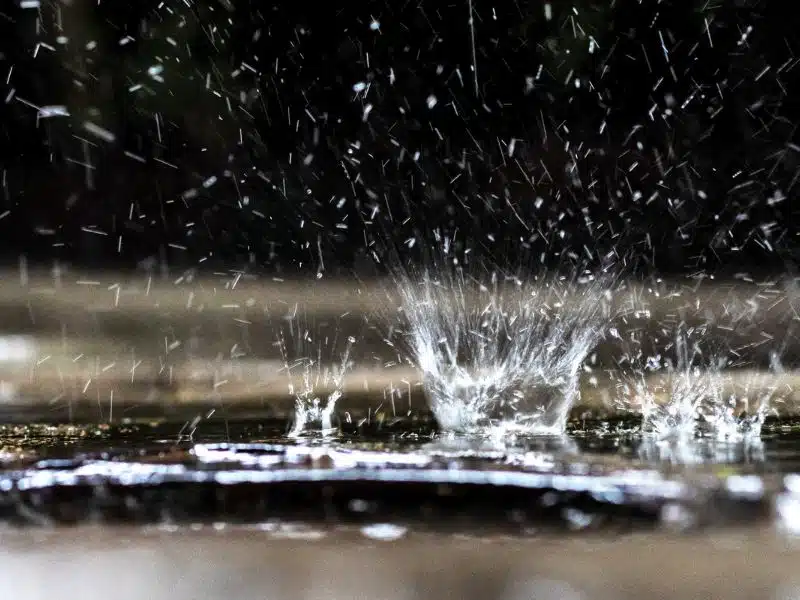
[
  {"x1": 640, "y1": 330, "x2": 727, "y2": 441},
  {"x1": 393, "y1": 261, "x2": 610, "y2": 436},
  {"x1": 640, "y1": 330, "x2": 784, "y2": 444},
  {"x1": 701, "y1": 369, "x2": 781, "y2": 442},
  {"x1": 277, "y1": 314, "x2": 355, "y2": 437}
]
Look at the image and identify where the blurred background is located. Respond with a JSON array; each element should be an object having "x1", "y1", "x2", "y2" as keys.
[
  {"x1": 0, "y1": 0, "x2": 797, "y2": 423},
  {"x1": 0, "y1": 0, "x2": 797, "y2": 278}
]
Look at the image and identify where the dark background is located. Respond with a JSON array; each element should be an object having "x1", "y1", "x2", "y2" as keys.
[{"x1": 0, "y1": 0, "x2": 797, "y2": 278}]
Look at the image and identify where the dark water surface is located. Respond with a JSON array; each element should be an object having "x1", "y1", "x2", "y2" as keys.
[
  {"x1": 2, "y1": 416, "x2": 799, "y2": 532},
  {"x1": 5, "y1": 416, "x2": 800, "y2": 600},
  {"x1": 4, "y1": 415, "x2": 800, "y2": 467}
]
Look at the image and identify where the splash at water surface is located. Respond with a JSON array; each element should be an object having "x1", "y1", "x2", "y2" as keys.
[
  {"x1": 393, "y1": 262, "x2": 611, "y2": 436},
  {"x1": 639, "y1": 329, "x2": 783, "y2": 444},
  {"x1": 277, "y1": 314, "x2": 356, "y2": 437}
]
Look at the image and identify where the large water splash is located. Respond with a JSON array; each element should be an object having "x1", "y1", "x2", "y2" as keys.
[
  {"x1": 394, "y1": 263, "x2": 610, "y2": 436},
  {"x1": 277, "y1": 315, "x2": 355, "y2": 437}
]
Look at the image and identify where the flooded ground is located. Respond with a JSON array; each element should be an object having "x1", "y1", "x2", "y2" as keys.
[
  {"x1": 2, "y1": 273, "x2": 800, "y2": 598},
  {"x1": 0, "y1": 416, "x2": 797, "y2": 527},
  {"x1": 4, "y1": 415, "x2": 800, "y2": 599}
]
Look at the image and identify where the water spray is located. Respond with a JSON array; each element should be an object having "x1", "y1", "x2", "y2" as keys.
[
  {"x1": 277, "y1": 313, "x2": 356, "y2": 437},
  {"x1": 635, "y1": 326, "x2": 786, "y2": 451},
  {"x1": 393, "y1": 261, "x2": 611, "y2": 436}
]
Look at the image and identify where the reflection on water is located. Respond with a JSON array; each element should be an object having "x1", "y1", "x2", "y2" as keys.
[
  {"x1": 637, "y1": 436, "x2": 766, "y2": 465},
  {"x1": 1, "y1": 417, "x2": 800, "y2": 531},
  {"x1": 5, "y1": 417, "x2": 800, "y2": 468},
  {"x1": 776, "y1": 475, "x2": 800, "y2": 536},
  {"x1": 422, "y1": 431, "x2": 580, "y2": 458}
]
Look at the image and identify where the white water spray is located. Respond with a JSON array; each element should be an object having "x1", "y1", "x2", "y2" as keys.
[
  {"x1": 701, "y1": 355, "x2": 784, "y2": 442},
  {"x1": 640, "y1": 330, "x2": 783, "y2": 444},
  {"x1": 640, "y1": 331, "x2": 726, "y2": 440},
  {"x1": 394, "y1": 264, "x2": 610, "y2": 436},
  {"x1": 277, "y1": 316, "x2": 355, "y2": 437}
]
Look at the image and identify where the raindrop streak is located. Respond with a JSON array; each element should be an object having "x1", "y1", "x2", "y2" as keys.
[{"x1": 467, "y1": 0, "x2": 479, "y2": 97}]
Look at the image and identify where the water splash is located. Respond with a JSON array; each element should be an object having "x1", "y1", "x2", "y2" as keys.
[
  {"x1": 393, "y1": 262, "x2": 610, "y2": 436},
  {"x1": 701, "y1": 355, "x2": 784, "y2": 442},
  {"x1": 277, "y1": 315, "x2": 355, "y2": 437},
  {"x1": 640, "y1": 331, "x2": 726, "y2": 441},
  {"x1": 640, "y1": 330, "x2": 783, "y2": 444}
]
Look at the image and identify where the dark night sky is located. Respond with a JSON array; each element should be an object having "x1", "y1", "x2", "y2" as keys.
[{"x1": 0, "y1": 0, "x2": 798, "y2": 278}]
